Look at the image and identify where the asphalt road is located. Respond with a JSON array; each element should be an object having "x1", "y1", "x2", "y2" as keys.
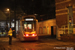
[{"x1": 0, "y1": 37, "x2": 75, "y2": 50}]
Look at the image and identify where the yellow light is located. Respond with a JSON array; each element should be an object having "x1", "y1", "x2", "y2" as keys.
[
  {"x1": 7, "y1": 8, "x2": 10, "y2": 11},
  {"x1": 31, "y1": 31, "x2": 36, "y2": 34}
]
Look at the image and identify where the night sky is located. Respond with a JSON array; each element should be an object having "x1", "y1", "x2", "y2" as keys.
[{"x1": 0, "y1": 0, "x2": 55, "y2": 21}]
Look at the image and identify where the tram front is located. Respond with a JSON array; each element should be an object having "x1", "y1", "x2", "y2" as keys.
[{"x1": 22, "y1": 18, "x2": 38, "y2": 41}]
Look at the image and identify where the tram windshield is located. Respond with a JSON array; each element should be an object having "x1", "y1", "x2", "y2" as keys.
[{"x1": 23, "y1": 21, "x2": 36, "y2": 32}]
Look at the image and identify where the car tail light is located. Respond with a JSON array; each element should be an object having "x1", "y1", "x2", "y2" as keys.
[{"x1": 32, "y1": 34, "x2": 37, "y2": 36}]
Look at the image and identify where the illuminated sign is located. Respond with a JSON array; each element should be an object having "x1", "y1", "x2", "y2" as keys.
[{"x1": 25, "y1": 18, "x2": 33, "y2": 21}]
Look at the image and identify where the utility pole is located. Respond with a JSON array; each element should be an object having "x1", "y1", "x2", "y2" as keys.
[
  {"x1": 9, "y1": 0, "x2": 11, "y2": 28},
  {"x1": 14, "y1": 0, "x2": 16, "y2": 38},
  {"x1": 9, "y1": 9, "x2": 11, "y2": 28}
]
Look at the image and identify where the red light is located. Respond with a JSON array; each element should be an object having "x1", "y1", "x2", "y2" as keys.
[
  {"x1": 32, "y1": 34, "x2": 37, "y2": 36},
  {"x1": 32, "y1": 34, "x2": 35, "y2": 36},
  {"x1": 25, "y1": 34, "x2": 29, "y2": 36}
]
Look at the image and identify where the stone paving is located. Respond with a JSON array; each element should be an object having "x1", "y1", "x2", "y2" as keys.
[{"x1": 0, "y1": 37, "x2": 75, "y2": 50}]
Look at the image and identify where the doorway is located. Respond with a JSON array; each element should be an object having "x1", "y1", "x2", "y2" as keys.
[
  {"x1": 51, "y1": 26, "x2": 54, "y2": 36},
  {"x1": 51, "y1": 26, "x2": 56, "y2": 38}
]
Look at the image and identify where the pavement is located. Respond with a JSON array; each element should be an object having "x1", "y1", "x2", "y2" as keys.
[
  {"x1": 0, "y1": 37, "x2": 75, "y2": 50},
  {"x1": 0, "y1": 37, "x2": 19, "y2": 42}
]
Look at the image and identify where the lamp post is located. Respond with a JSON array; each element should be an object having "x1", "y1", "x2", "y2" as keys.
[
  {"x1": 6, "y1": 8, "x2": 11, "y2": 28},
  {"x1": 14, "y1": 0, "x2": 16, "y2": 38}
]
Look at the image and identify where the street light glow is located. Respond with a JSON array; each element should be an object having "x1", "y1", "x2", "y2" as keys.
[{"x1": 7, "y1": 8, "x2": 10, "y2": 11}]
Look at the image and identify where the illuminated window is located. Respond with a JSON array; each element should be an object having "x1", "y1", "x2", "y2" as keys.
[
  {"x1": 28, "y1": 24, "x2": 32, "y2": 29},
  {"x1": 24, "y1": 24, "x2": 27, "y2": 29}
]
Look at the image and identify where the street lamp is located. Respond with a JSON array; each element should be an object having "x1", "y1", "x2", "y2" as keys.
[
  {"x1": 7, "y1": 9, "x2": 10, "y2": 12},
  {"x1": 6, "y1": 8, "x2": 11, "y2": 28}
]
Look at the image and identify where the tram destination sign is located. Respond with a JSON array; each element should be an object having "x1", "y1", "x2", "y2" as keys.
[{"x1": 25, "y1": 18, "x2": 34, "y2": 21}]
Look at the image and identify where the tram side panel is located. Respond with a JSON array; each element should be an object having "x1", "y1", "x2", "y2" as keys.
[
  {"x1": 35, "y1": 19, "x2": 38, "y2": 40},
  {"x1": 36, "y1": 20, "x2": 38, "y2": 35},
  {"x1": 18, "y1": 21, "x2": 25, "y2": 41}
]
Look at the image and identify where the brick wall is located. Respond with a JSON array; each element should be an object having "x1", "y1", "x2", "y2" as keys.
[
  {"x1": 56, "y1": 0, "x2": 75, "y2": 40},
  {"x1": 55, "y1": 0, "x2": 75, "y2": 28},
  {"x1": 56, "y1": 14, "x2": 67, "y2": 28}
]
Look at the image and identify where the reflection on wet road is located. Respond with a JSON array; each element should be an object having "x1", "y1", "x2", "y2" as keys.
[{"x1": 0, "y1": 37, "x2": 75, "y2": 50}]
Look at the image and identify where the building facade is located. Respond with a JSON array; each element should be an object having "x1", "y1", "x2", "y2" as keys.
[
  {"x1": 38, "y1": 19, "x2": 56, "y2": 37},
  {"x1": 55, "y1": 0, "x2": 75, "y2": 40}
]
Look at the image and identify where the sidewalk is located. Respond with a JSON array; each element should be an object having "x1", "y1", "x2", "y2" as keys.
[{"x1": 0, "y1": 37, "x2": 19, "y2": 42}]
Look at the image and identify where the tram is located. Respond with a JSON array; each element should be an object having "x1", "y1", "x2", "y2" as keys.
[{"x1": 18, "y1": 15, "x2": 38, "y2": 41}]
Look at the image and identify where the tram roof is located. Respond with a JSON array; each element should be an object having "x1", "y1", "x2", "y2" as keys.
[{"x1": 23, "y1": 15, "x2": 36, "y2": 19}]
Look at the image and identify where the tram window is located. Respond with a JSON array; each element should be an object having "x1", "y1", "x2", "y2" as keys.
[
  {"x1": 23, "y1": 21, "x2": 34, "y2": 30},
  {"x1": 28, "y1": 24, "x2": 32, "y2": 29},
  {"x1": 24, "y1": 24, "x2": 32, "y2": 29},
  {"x1": 24, "y1": 24, "x2": 27, "y2": 29}
]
